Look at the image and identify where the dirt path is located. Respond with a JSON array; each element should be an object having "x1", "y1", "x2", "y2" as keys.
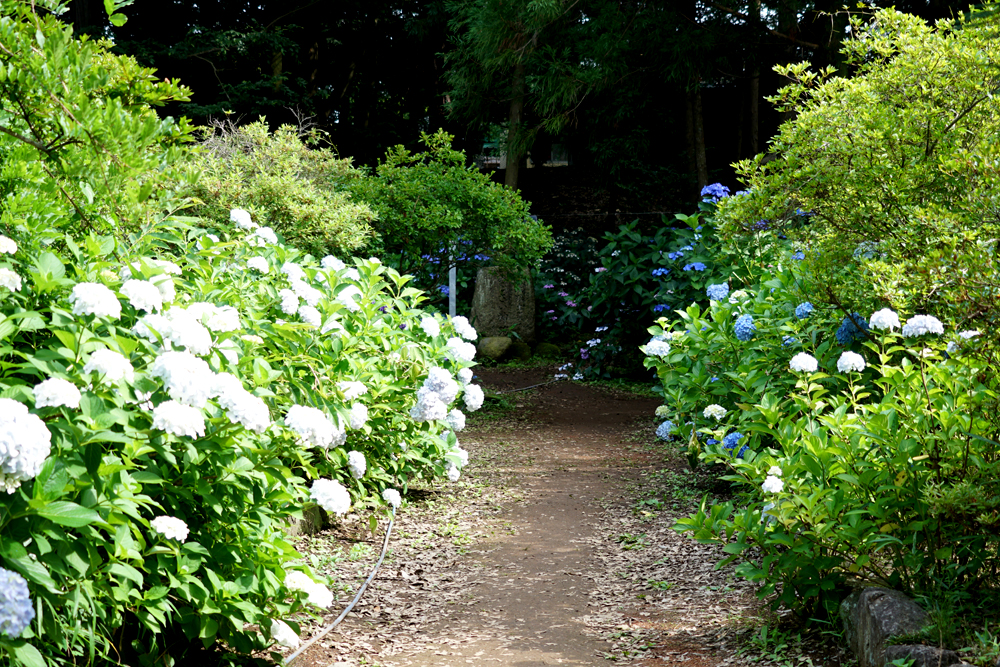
[{"x1": 284, "y1": 368, "x2": 847, "y2": 667}]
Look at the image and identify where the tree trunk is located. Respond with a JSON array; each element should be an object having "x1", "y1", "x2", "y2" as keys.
[
  {"x1": 505, "y1": 61, "x2": 527, "y2": 191},
  {"x1": 693, "y1": 80, "x2": 708, "y2": 189},
  {"x1": 735, "y1": 80, "x2": 745, "y2": 159},
  {"x1": 750, "y1": 66, "x2": 760, "y2": 155}
]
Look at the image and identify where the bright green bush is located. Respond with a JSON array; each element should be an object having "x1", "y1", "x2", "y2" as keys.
[
  {"x1": 186, "y1": 120, "x2": 376, "y2": 257},
  {"x1": 0, "y1": 209, "x2": 483, "y2": 664},
  {"x1": 714, "y1": 6, "x2": 1000, "y2": 326},
  {"x1": 346, "y1": 130, "x2": 552, "y2": 289}
]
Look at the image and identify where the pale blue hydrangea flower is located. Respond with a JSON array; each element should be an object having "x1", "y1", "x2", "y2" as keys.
[
  {"x1": 706, "y1": 283, "x2": 730, "y2": 301},
  {"x1": 795, "y1": 302, "x2": 814, "y2": 319},
  {"x1": 0, "y1": 568, "x2": 34, "y2": 638},
  {"x1": 656, "y1": 421, "x2": 675, "y2": 440},
  {"x1": 734, "y1": 314, "x2": 756, "y2": 341}
]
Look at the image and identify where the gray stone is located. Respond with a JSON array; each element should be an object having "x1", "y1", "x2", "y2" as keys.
[
  {"x1": 841, "y1": 587, "x2": 930, "y2": 667},
  {"x1": 285, "y1": 504, "x2": 325, "y2": 536},
  {"x1": 477, "y1": 336, "x2": 512, "y2": 360},
  {"x1": 884, "y1": 644, "x2": 961, "y2": 667},
  {"x1": 470, "y1": 267, "x2": 535, "y2": 344}
]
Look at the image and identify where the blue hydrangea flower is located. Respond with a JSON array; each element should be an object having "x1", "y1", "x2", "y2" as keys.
[
  {"x1": 680, "y1": 245, "x2": 694, "y2": 252},
  {"x1": 752, "y1": 220, "x2": 769, "y2": 231},
  {"x1": 735, "y1": 444, "x2": 749, "y2": 458},
  {"x1": 651, "y1": 268, "x2": 670, "y2": 277},
  {"x1": 706, "y1": 283, "x2": 730, "y2": 301},
  {"x1": 722, "y1": 432, "x2": 743, "y2": 450},
  {"x1": 474, "y1": 254, "x2": 490, "y2": 261},
  {"x1": 836, "y1": 313, "x2": 870, "y2": 345},
  {"x1": 683, "y1": 262, "x2": 707, "y2": 272},
  {"x1": 438, "y1": 285, "x2": 450, "y2": 296},
  {"x1": 792, "y1": 251, "x2": 805, "y2": 261},
  {"x1": 734, "y1": 314, "x2": 756, "y2": 341},
  {"x1": 782, "y1": 335, "x2": 796, "y2": 347},
  {"x1": 655, "y1": 420, "x2": 675, "y2": 440},
  {"x1": 795, "y1": 302, "x2": 815, "y2": 319},
  {"x1": 666, "y1": 251, "x2": 685, "y2": 261},
  {"x1": 700, "y1": 183, "x2": 730, "y2": 201},
  {"x1": 653, "y1": 304, "x2": 669, "y2": 312},
  {"x1": 706, "y1": 438, "x2": 720, "y2": 445},
  {"x1": 0, "y1": 568, "x2": 34, "y2": 638}
]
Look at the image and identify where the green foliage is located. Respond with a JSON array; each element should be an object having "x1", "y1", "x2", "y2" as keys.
[
  {"x1": 185, "y1": 120, "x2": 376, "y2": 256},
  {"x1": 715, "y1": 6, "x2": 1000, "y2": 327},
  {"x1": 0, "y1": 0, "x2": 198, "y2": 250},
  {"x1": 348, "y1": 129, "x2": 552, "y2": 284}
]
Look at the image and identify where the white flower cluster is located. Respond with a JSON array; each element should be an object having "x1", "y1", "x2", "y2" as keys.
[
  {"x1": 336, "y1": 284, "x2": 362, "y2": 312},
  {"x1": 186, "y1": 302, "x2": 242, "y2": 333},
  {"x1": 150, "y1": 515, "x2": 190, "y2": 542},
  {"x1": 253, "y1": 227, "x2": 278, "y2": 246},
  {"x1": 299, "y1": 305, "x2": 322, "y2": 327},
  {"x1": 837, "y1": 351, "x2": 866, "y2": 373},
  {"x1": 789, "y1": 352, "x2": 818, "y2": 373},
  {"x1": 33, "y1": 378, "x2": 81, "y2": 409},
  {"x1": 279, "y1": 289, "x2": 299, "y2": 315},
  {"x1": 213, "y1": 373, "x2": 272, "y2": 433},
  {"x1": 83, "y1": 349, "x2": 134, "y2": 383},
  {"x1": 70, "y1": 282, "x2": 121, "y2": 319},
  {"x1": 284, "y1": 571, "x2": 333, "y2": 608},
  {"x1": 463, "y1": 383, "x2": 484, "y2": 411},
  {"x1": 643, "y1": 339, "x2": 671, "y2": 358},
  {"x1": 703, "y1": 404, "x2": 726, "y2": 421},
  {"x1": 762, "y1": 474, "x2": 784, "y2": 494},
  {"x1": 447, "y1": 337, "x2": 476, "y2": 362},
  {"x1": 321, "y1": 255, "x2": 346, "y2": 271},
  {"x1": 947, "y1": 330, "x2": 981, "y2": 353},
  {"x1": 247, "y1": 256, "x2": 269, "y2": 274},
  {"x1": 446, "y1": 408, "x2": 466, "y2": 432},
  {"x1": 457, "y1": 368, "x2": 473, "y2": 385},
  {"x1": 310, "y1": 478, "x2": 351, "y2": 515},
  {"x1": 291, "y1": 279, "x2": 322, "y2": 307},
  {"x1": 149, "y1": 351, "x2": 215, "y2": 408},
  {"x1": 0, "y1": 268, "x2": 22, "y2": 292},
  {"x1": 0, "y1": 235, "x2": 16, "y2": 254},
  {"x1": 120, "y1": 280, "x2": 162, "y2": 313},
  {"x1": 451, "y1": 316, "x2": 477, "y2": 341},
  {"x1": 281, "y1": 262, "x2": 306, "y2": 282},
  {"x1": 420, "y1": 316, "x2": 440, "y2": 337},
  {"x1": 270, "y1": 619, "x2": 299, "y2": 649},
  {"x1": 348, "y1": 403, "x2": 368, "y2": 430},
  {"x1": 230, "y1": 208, "x2": 258, "y2": 230},
  {"x1": 0, "y1": 398, "x2": 52, "y2": 493},
  {"x1": 135, "y1": 308, "x2": 213, "y2": 356},
  {"x1": 382, "y1": 488, "x2": 402, "y2": 509},
  {"x1": 902, "y1": 314, "x2": 944, "y2": 337},
  {"x1": 410, "y1": 367, "x2": 457, "y2": 422},
  {"x1": 655, "y1": 405, "x2": 671, "y2": 418},
  {"x1": 869, "y1": 308, "x2": 900, "y2": 331},
  {"x1": 152, "y1": 400, "x2": 206, "y2": 438},
  {"x1": 338, "y1": 381, "x2": 367, "y2": 400},
  {"x1": 347, "y1": 450, "x2": 367, "y2": 479},
  {"x1": 285, "y1": 405, "x2": 345, "y2": 449}
]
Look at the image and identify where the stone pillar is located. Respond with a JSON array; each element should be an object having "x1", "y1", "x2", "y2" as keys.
[{"x1": 469, "y1": 267, "x2": 535, "y2": 344}]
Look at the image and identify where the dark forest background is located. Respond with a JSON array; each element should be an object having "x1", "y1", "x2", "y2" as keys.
[{"x1": 67, "y1": 0, "x2": 972, "y2": 232}]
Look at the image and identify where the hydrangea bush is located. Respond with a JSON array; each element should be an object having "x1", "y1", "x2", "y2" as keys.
[
  {"x1": 0, "y1": 208, "x2": 483, "y2": 664},
  {"x1": 645, "y1": 267, "x2": 1000, "y2": 616}
]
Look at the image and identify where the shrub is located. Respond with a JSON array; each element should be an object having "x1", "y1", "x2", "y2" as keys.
[
  {"x1": 0, "y1": 208, "x2": 484, "y2": 664},
  {"x1": 186, "y1": 120, "x2": 376, "y2": 257}
]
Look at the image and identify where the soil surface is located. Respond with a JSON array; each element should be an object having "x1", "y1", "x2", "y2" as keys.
[{"x1": 278, "y1": 368, "x2": 850, "y2": 667}]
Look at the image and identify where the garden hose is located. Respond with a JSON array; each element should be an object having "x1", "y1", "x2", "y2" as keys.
[
  {"x1": 284, "y1": 506, "x2": 397, "y2": 666},
  {"x1": 493, "y1": 377, "x2": 567, "y2": 394}
]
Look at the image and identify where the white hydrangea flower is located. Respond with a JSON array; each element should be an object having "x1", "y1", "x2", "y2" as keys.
[
  {"x1": 446, "y1": 408, "x2": 466, "y2": 432},
  {"x1": 230, "y1": 208, "x2": 257, "y2": 230},
  {"x1": 310, "y1": 478, "x2": 351, "y2": 515},
  {"x1": 348, "y1": 403, "x2": 368, "y2": 430},
  {"x1": 186, "y1": 302, "x2": 242, "y2": 333},
  {"x1": 762, "y1": 475, "x2": 784, "y2": 494},
  {"x1": 291, "y1": 280, "x2": 323, "y2": 307},
  {"x1": 344, "y1": 268, "x2": 361, "y2": 281},
  {"x1": 120, "y1": 280, "x2": 162, "y2": 313},
  {"x1": 0, "y1": 235, "x2": 16, "y2": 254},
  {"x1": 298, "y1": 305, "x2": 322, "y2": 327},
  {"x1": 321, "y1": 255, "x2": 346, "y2": 271},
  {"x1": 149, "y1": 350, "x2": 215, "y2": 408},
  {"x1": 768, "y1": 466, "x2": 783, "y2": 476},
  {"x1": 447, "y1": 337, "x2": 476, "y2": 362},
  {"x1": 451, "y1": 316, "x2": 478, "y2": 341},
  {"x1": 463, "y1": 384, "x2": 484, "y2": 412},
  {"x1": 382, "y1": 488, "x2": 401, "y2": 509},
  {"x1": 70, "y1": 282, "x2": 121, "y2": 319},
  {"x1": 948, "y1": 330, "x2": 981, "y2": 353},
  {"x1": 703, "y1": 404, "x2": 726, "y2": 421},
  {"x1": 424, "y1": 367, "x2": 459, "y2": 404},
  {"x1": 33, "y1": 378, "x2": 81, "y2": 409},
  {"x1": 409, "y1": 386, "x2": 448, "y2": 422},
  {"x1": 0, "y1": 398, "x2": 52, "y2": 492},
  {"x1": 444, "y1": 461, "x2": 461, "y2": 482},
  {"x1": 420, "y1": 316, "x2": 441, "y2": 338},
  {"x1": 729, "y1": 290, "x2": 749, "y2": 304},
  {"x1": 152, "y1": 274, "x2": 176, "y2": 304},
  {"x1": 837, "y1": 351, "x2": 866, "y2": 373},
  {"x1": 655, "y1": 405, "x2": 671, "y2": 418},
  {"x1": 902, "y1": 314, "x2": 944, "y2": 337},
  {"x1": 83, "y1": 349, "x2": 134, "y2": 383},
  {"x1": 347, "y1": 451, "x2": 367, "y2": 479},
  {"x1": 285, "y1": 405, "x2": 345, "y2": 449},
  {"x1": 789, "y1": 352, "x2": 818, "y2": 373},
  {"x1": 643, "y1": 339, "x2": 671, "y2": 358},
  {"x1": 869, "y1": 308, "x2": 901, "y2": 331},
  {"x1": 337, "y1": 381, "x2": 367, "y2": 400},
  {"x1": 212, "y1": 373, "x2": 271, "y2": 433},
  {"x1": 457, "y1": 368, "x2": 473, "y2": 385},
  {"x1": 281, "y1": 262, "x2": 306, "y2": 282},
  {"x1": 284, "y1": 571, "x2": 333, "y2": 609},
  {"x1": 247, "y1": 257, "x2": 269, "y2": 274},
  {"x1": 254, "y1": 226, "x2": 278, "y2": 246},
  {"x1": 152, "y1": 400, "x2": 206, "y2": 438},
  {"x1": 0, "y1": 268, "x2": 22, "y2": 292},
  {"x1": 278, "y1": 289, "x2": 299, "y2": 316},
  {"x1": 448, "y1": 444, "x2": 469, "y2": 467},
  {"x1": 269, "y1": 619, "x2": 300, "y2": 649},
  {"x1": 336, "y1": 284, "x2": 362, "y2": 312},
  {"x1": 150, "y1": 515, "x2": 190, "y2": 542},
  {"x1": 241, "y1": 334, "x2": 264, "y2": 345}
]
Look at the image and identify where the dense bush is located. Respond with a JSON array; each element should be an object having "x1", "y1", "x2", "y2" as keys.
[
  {"x1": 0, "y1": 208, "x2": 484, "y2": 665},
  {"x1": 346, "y1": 130, "x2": 552, "y2": 304},
  {"x1": 186, "y1": 120, "x2": 376, "y2": 257}
]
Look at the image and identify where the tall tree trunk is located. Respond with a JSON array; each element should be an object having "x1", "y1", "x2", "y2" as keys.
[
  {"x1": 693, "y1": 79, "x2": 708, "y2": 189},
  {"x1": 750, "y1": 66, "x2": 760, "y2": 155},
  {"x1": 735, "y1": 79, "x2": 745, "y2": 159},
  {"x1": 505, "y1": 61, "x2": 527, "y2": 190}
]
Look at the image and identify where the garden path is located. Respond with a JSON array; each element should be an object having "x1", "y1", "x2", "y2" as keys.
[{"x1": 285, "y1": 368, "x2": 836, "y2": 667}]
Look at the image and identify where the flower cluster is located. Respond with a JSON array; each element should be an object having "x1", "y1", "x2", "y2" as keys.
[
  {"x1": 152, "y1": 401, "x2": 206, "y2": 438},
  {"x1": 643, "y1": 338, "x2": 671, "y2": 358},
  {"x1": 794, "y1": 302, "x2": 814, "y2": 319},
  {"x1": 121, "y1": 279, "x2": 163, "y2": 313},
  {"x1": 452, "y1": 316, "x2": 477, "y2": 341},
  {"x1": 285, "y1": 405, "x2": 345, "y2": 449},
  {"x1": 656, "y1": 420, "x2": 675, "y2": 440},
  {"x1": 33, "y1": 377, "x2": 81, "y2": 409},
  {"x1": 683, "y1": 262, "x2": 706, "y2": 272},
  {"x1": 463, "y1": 383, "x2": 484, "y2": 411},
  {"x1": 835, "y1": 313, "x2": 869, "y2": 345},
  {"x1": 284, "y1": 571, "x2": 333, "y2": 609},
  {"x1": 382, "y1": 488, "x2": 402, "y2": 509},
  {"x1": 150, "y1": 516, "x2": 190, "y2": 542},
  {"x1": 0, "y1": 268, "x2": 22, "y2": 292},
  {"x1": 703, "y1": 404, "x2": 726, "y2": 421},
  {"x1": 869, "y1": 308, "x2": 900, "y2": 331},
  {"x1": 706, "y1": 283, "x2": 729, "y2": 301},
  {"x1": 700, "y1": 183, "x2": 730, "y2": 201},
  {"x1": 70, "y1": 282, "x2": 121, "y2": 319},
  {"x1": 83, "y1": 348, "x2": 134, "y2": 383},
  {"x1": 270, "y1": 619, "x2": 299, "y2": 649},
  {"x1": 347, "y1": 451, "x2": 367, "y2": 479},
  {"x1": 901, "y1": 314, "x2": 944, "y2": 337},
  {"x1": 734, "y1": 314, "x2": 756, "y2": 341},
  {"x1": 789, "y1": 352, "x2": 818, "y2": 373},
  {"x1": 310, "y1": 478, "x2": 351, "y2": 515},
  {"x1": 0, "y1": 568, "x2": 35, "y2": 638},
  {"x1": 420, "y1": 316, "x2": 441, "y2": 337},
  {"x1": 447, "y1": 336, "x2": 477, "y2": 362},
  {"x1": 0, "y1": 399, "x2": 52, "y2": 493},
  {"x1": 837, "y1": 351, "x2": 866, "y2": 373}
]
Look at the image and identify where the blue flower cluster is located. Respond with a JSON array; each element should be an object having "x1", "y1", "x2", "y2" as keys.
[
  {"x1": 656, "y1": 420, "x2": 675, "y2": 440},
  {"x1": 734, "y1": 314, "x2": 756, "y2": 341},
  {"x1": 721, "y1": 432, "x2": 749, "y2": 458},
  {"x1": 438, "y1": 285, "x2": 450, "y2": 296},
  {"x1": 782, "y1": 335, "x2": 797, "y2": 347},
  {"x1": 653, "y1": 304, "x2": 670, "y2": 312},
  {"x1": 752, "y1": 220, "x2": 770, "y2": 231},
  {"x1": 706, "y1": 283, "x2": 729, "y2": 301},
  {"x1": 683, "y1": 262, "x2": 706, "y2": 272},
  {"x1": 651, "y1": 268, "x2": 670, "y2": 277},
  {"x1": 0, "y1": 568, "x2": 34, "y2": 638},
  {"x1": 666, "y1": 250, "x2": 684, "y2": 261},
  {"x1": 836, "y1": 313, "x2": 870, "y2": 345},
  {"x1": 792, "y1": 251, "x2": 805, "y2": 261},
  {"x1": 795, "y1": 302, "x2": 814, "y2": 319},
  {"x1": 700, "y1": 183, "x2": 730, "y2": 202}
]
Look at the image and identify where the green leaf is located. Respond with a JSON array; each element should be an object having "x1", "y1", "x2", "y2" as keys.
[
  {"x1": 37, "y1": 501, "x2": 102, "y2": 527},
  {"x1": 11, "y1": 641, "x2": 46, "y2": 667},
  {"x1": 34, "y1": 251, "x2": 65, "y2": 280},
  {"x1": 109, "y1": 12, "x2": 127, "y2": 26}
]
